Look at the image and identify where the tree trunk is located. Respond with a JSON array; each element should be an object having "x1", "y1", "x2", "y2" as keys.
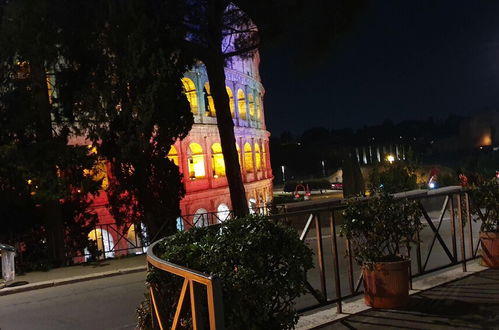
[
  {"x1": 205, "y1": 56, "x2": 249, "y2": 217},
  {"x1": 31, "y1": 59, "x2": 66, "y2": 266}
]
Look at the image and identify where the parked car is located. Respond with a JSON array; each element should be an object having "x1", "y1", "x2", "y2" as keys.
[{"x1": 331, "y1": 182, "x2": 343, "y2": 190}]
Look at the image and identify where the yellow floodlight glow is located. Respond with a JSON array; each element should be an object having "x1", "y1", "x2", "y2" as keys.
[{"x1": 386, "y1": 154, "x2": 395, "y2": 164}]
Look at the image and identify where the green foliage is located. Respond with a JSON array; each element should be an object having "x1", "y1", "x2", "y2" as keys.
[
  {"x1": 62, "y1": 1, "x2": 195, "y2": 238},
  {"x1": 137, "y1": 216, "x2": 313, "y2": 329},
  {"x1": 472, "y1": 179, "x2": 499, "y2": 232},
  {"x1": 340, "y1": 193, "x2": 423, "y2": 264},
  {"x1": 369, "y1": 162, "x2": 417, "y2": 193}
]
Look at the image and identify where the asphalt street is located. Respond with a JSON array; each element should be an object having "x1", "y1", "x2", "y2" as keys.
[{"x1": 0, "y1": 271, "x2": 146, "y2": 330}]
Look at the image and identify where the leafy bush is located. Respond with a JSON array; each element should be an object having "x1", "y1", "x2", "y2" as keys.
[
  {"x1": 340, "y1": 193, "x2": 423, "y2": 264},
  {"x1": 369, "y1": 162, "x2": 417, "y2": 194},
  {"x1": 137, "y1": 215, "x2": 313, "y2": 329},
  {"x1": 472, "y1": 179, "x2": 499, "y2": 232}
]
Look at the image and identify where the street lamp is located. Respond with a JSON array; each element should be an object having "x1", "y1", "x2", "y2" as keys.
[
  {"x1": 321, "y1": 160, "x2": 326, "y2": 177},
  {"x1": 281, "y1": 165, "x2": 286, "y2": 183},
  {"x1": 386, "y1": 154, "x2": 395, "y2": 164}
]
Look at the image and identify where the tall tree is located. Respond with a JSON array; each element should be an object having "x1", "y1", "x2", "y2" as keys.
[
  {"x1": 0, "y1": 0, "x2": 100, "y2": 266},
  {"x1": 179, "y1": 1, "x2": 263, "y2": 216},
  {"x1": 57, "y1": 0, "x2": 195, "y2": 238}
]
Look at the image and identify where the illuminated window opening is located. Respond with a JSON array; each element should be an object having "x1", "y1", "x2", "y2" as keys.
[
  {"x1": 194, "y1": 208, "x2": 208, "y2": 227},
  {"x1": 256, "y1": 96, "x2": 261, "y2": 120},
  {"x1": 217, "y1": 203, "x2": 230, "y2": 222},
  {"x1": 254, "y1": 143, "x2": 261, "y2": 171},
  {"x1": 181, "y1": 77, "x2": 198, "y2": 114},
  {"x1": 248, "y1": 92, "x2": 255, "y2": 120},
  {"x1": 237, "y1": 89, "x2": 247, "y2": 120},
  {"x1": 127, "y1": 224, "x2": 144, "y2": 255},
  {"x1": 188, "y1": 143, "x2": 206, "y2": 179},
  {"x1": 211, "y1": 143, "x2": 225, "y2": 178},
  {"x1": 226, "y1": 86, "x2": 235, "y2": 118},
  {"x1": 204, "y1": 83, "x2": 216, "y2": 117},
  {"x1": 167, "y1": 146, "x2": 179, "y2": 166},
  {"x1": 88, "y1": 228, "x2": 115, "y2": 259},
  {"x1": 244, "y1": 143, "x2": 253, "y2": 173}
]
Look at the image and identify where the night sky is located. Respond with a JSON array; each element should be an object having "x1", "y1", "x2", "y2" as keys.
[{"x1": 260, "y1": 0, "x2": 499, "y2": 135}]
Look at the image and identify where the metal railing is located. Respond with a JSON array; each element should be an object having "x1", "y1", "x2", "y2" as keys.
[
  {"x1": 147, "y1": 238, "x2": 225, "y2": 330},
  {"x1": 141, "y1": 186, "x2": 490, "y2": 328},
  {"x1": 267, "y1": 186, "x2": 482, "y2": 313}
]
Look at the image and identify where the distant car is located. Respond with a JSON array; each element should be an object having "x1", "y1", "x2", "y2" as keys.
[{"x1": 331, "y1": 182, "x2": 343, "y2": 190}]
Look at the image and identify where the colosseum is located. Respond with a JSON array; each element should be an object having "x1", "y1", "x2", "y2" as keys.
[
  {"x1": 81, "y1": 50, "x2": 274, "y2": 260},
  {"x1": 174, "y1": 52, "x2": 273, "y2": 227}
]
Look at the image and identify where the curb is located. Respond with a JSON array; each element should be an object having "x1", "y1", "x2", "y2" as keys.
[{"x1": 0, "y1": 266, "x2": 146, "y2": 296}]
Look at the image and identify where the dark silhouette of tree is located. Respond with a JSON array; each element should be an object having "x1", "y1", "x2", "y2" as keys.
[
  {"x1": 56, "y1": 1, "x2": 195, "y2": 239},
  {"x1": 0, "y1": 0, "x2": 100, "y2": 266}
]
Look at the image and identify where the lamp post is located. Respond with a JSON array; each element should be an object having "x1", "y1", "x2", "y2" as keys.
[
  {"x1": 281, "y1": 165, "x2": 286, "y2": 183},
  {"x1": 321, "y1": 160, "x2": 326, "y2": 177}
]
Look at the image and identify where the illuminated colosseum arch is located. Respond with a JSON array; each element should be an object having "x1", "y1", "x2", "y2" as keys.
[
  {"x1": 181, "y1": 77, "x2": 198, "y2": 114},
  {"x1": 194, "y1": 208, "x2": 209, "y2": 227},
  {"x1": 167, "y1": 145, "x2": 179, "y2": 166},
  {"x1": 248, "y1": 197, "x2": 257, "y2": 214},
  {"x1": 226, "y1": 86, "x2": 235, "y2": 118},
  {"x1": 127, "y1": 224, "x2": 146, "y2": 255},
  {"x1": 237, "y1": 89, "x2": 247, "y2": 120},
  {"x1": 188, "y1": 143, "x2": 206, "y2": 179},
  {"x1": 244, "y1": 143, "x2": 253, "y2": 173},
  {"x1": 203, "y1": 83, "x2": 216, "y2": 117},
  {"x1": 211, "y1": 143, "x2": 225, "y2": 177},
  {"x1": 248, "y1": 92, "x2": 255, "y2": 120},
  {"x1": 254, "y1": 143, "x2": 262, "y2": 171},
  {"x1": 217, "y1": 203, "x2": 230, "y2": 222},
  {"x1": 88, "y1": 228, "x2": 115, "y2": 259}
]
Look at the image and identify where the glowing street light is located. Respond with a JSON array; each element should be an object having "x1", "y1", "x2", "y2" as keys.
[
  {"x1": 281, "y1": 165, "x2": 286, "y2": 183},
  {"x1": 386, "y1": 154, "x2": 395, "y2": 164}
]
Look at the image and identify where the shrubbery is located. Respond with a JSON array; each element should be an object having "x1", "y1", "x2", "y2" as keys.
[
  {"x1": 369, "y1": 162, "x2": 417, "y2": 193},
  {"x1": 137, "y1": 215, "x2": 313, "y2": 329}
]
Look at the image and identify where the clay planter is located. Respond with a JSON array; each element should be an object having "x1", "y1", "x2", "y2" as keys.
[
  {"x1": 362, "y1": 259, "x2": 410, "y2": 309},
  {"x1": 479, "y1": 232, "x2": 499, "y2": 268}
]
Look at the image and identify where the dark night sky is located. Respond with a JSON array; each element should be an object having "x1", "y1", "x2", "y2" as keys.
[{"x1": 260, "y1": 0, "x2": 499, "y2": 135}]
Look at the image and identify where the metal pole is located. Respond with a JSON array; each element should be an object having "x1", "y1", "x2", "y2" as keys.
[{"x1": 329, "y1": 211, "x2": 342, "y2": 313}]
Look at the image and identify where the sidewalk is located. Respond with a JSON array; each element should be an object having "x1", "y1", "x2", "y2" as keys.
[
  {"x1": 317, "y1": 267, "x2": 499, "y2": 329},
  {"x1": 297, "y1": 261, "x2": 489, "y2": 329},
  {"x1": 0, "y1": 254, "x2": 146, "y2": 296}
]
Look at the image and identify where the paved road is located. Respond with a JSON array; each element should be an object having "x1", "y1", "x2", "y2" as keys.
[{"x1": 0, "y1": 272, "x2": 146, "y2": 330}]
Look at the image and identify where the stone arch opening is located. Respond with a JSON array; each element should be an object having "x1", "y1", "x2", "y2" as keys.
[
  {"x1": 211, "y1": 143, "x2": 225, "y2": 178},
  {"x1": 167, "y1": 145, "x2": 179, "y2": 166},
  {"x1": 88, "y1": 228, "x2": 115, "y2": 259},
  {"x1": 181, "y1": 77, "x2": 198, "y2": 114},
  {"x1": 194, "y1": 208, "x2": 209, "y2": 227},
  {"x1": 217, "y1": 203, "x2": 230, "y2": 222},
  {"x1": 226, "y1": 86, "x2": 235, "y2": 118},
  {"x1": 237, "y1": 89, "x2": 247, "y2": 120},
  {"x1": 188, "y1": 143, "x2": 206, "y2": 179},
  {"x1": 254, "y1": 143, "x2": 261, "y2": 171},
  {"x1": 244, "y1": 143, "x2": 253, "y2": 173},
  {"x1": 203, "y1": 83, "x2": 216, "y2": 117}
]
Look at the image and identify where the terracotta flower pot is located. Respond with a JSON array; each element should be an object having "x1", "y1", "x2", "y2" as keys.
[
  {"x1": 479, "y1": 232, "x2": 499, "y2": 268},
  {"x1": 362, "y1": 259, "x2": 410, "y2": 309}
]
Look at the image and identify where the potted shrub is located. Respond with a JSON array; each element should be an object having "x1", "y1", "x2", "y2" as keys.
[
  {"x1": 473, "y1": 179, "x2": 499, "y2": 268},
  {"x1": 340, "y1": 193, "x2": 423, "y2": 308}
]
